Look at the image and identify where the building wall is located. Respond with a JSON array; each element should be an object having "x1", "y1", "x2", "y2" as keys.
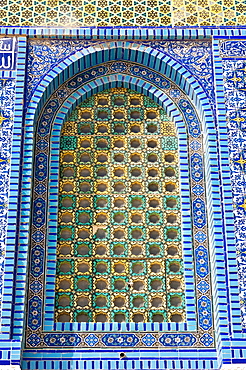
[{"x1": 0, "y1": 14, "x2": 246, "y2": 370}]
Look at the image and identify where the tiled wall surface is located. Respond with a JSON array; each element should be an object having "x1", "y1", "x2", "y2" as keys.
[
  {"x1": 0, "y1": 27, "x2": 246, "y2": 370},
  {"x1": 221, "y1": 42, "x2": 246, "y2": 323}
]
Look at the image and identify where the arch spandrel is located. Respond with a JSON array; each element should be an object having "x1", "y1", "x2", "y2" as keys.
[{"x1": 26, "y1": 42, "x2": 212, "y2": 134}]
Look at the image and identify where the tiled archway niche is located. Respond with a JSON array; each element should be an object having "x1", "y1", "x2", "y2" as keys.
[{"x1": 26, "y1": 58, "x2": 215, "y2": 349}]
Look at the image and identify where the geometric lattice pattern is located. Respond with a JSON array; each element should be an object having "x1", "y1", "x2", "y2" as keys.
[
  {"x1": 172, "y1": 0, "x2": 244, "y2": 26},
  {"x1": 0, "y1": 0, "x2": 246, "y2": 26},
  {"x1": 55, "y1": 88, "x2": 185, "y2": 323}
]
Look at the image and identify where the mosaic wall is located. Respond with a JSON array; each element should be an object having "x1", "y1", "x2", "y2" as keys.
[
  {"x1": 0, "y1": 78, "x2": 15, "y2": 313},
  {"x1": 1, "y1": 0, "x2": 246, "y2": 27},
  {"x1": 55, "y1": 88, "x2": 185, "y2": 324},
  {"x1": 1, "y1": 31, "x2": 245, "y2": 369},
  {"x1": 221, "y1": 41, "x2": 246, "y2": 325}
]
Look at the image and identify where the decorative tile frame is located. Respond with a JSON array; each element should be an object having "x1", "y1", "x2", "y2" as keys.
[{"x1": 25, "y1": 60, "x2": 215, "y2": 349}]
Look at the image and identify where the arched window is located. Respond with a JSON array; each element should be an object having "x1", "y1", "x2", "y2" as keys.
[{"x1": 55, "y1": 88, "x2": 185, "y2": 323}]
